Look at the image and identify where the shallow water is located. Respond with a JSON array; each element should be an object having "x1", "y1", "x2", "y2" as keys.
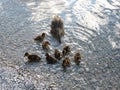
[{"x1": 0, "y1": 0, "x2": 120, "y2": 90}]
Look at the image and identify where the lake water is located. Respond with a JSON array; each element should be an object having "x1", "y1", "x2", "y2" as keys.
[{"x1": 0, "y1": 0, "x2": 120, "y2": 89}]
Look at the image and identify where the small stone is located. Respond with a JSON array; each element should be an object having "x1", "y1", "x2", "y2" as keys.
[
  {"x1": 96, "y1": 63, "x2": 99, "y2": 65},
  {"x1": 85, "y1": 67, "x2": 89, "y2": 71}
]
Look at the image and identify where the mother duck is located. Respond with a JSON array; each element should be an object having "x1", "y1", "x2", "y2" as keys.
[{"x1": 50, "y1": 15, "x2": 65, "y2": 43}]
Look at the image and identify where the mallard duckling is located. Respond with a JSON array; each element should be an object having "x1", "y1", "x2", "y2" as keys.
[
  {"x1": 74, "y1": 52, "x2": 81, "y2": 65},
  {"x1": 34, "y1": 33, "x2": 46, "y2": 42},
  {"x1": 50, "y1": 16, "x2": 65, "y2": 43},
  {"x1": 54, "y1": 49, "x2": 63, "y2": 60},
  {"x1": 45, "y1": 53, "x2": 57, "y2": 64},
  {"x1": 24, "y1": 52, "x2": 41, "y2": 62},
  {"x1": 42, "y1": 41, "x2": 50, "y2": 50},
  {"x1": 62, "y1": 46, "x2": 71, "y2": 56},
  {"x1": 62, "y1": 57, "x2": 71, "y2": 71}
]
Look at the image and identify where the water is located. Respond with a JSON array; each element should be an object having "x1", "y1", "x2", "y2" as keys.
[{"x1": 0, "y1": 0, "x2": 120, "y2": 89}]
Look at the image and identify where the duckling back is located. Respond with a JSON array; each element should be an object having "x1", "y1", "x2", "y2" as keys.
[
  {"x1": 46, "y1": 53, "x2": 57, "y2": 64},
  {"x1": 27, "y1": 54, "x2": 41, "y2": 62}
]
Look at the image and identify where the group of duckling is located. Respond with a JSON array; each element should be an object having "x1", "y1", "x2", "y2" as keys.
[{"x1": 24, "y1": 15, "x2": 82, "y2": 71}]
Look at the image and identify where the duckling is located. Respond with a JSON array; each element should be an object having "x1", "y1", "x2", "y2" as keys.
[
  {"x1": 50, "y1": 15, "x2": 65, "y2": 43},
  {"x1": 24, "y1": 52, "x2": 41, "y2": 62},
  {"x1": 34, "y1": 33, "x2": 46, "y2": 42},
  {"x1": 74, "y1": 52, "x2": 81, "y2": 65},
  {"x1": 42, "y1": 41, "x2": 50, "y2": 51},
  {"x1": 45, "y1": 53, "x2": 57, "y2": 64},
  {"x1": 54, "y1": 49, "x2": 63, "y2": 60},
  {"x1": 62, "y1": 46, "x2": 71, "y2": 56},
  {"x1": 62, "y1": 60, "x2": 67, "y2": 71},
  {"x1": 62, "y1": 57, "x2": 71, "y2": 71}
]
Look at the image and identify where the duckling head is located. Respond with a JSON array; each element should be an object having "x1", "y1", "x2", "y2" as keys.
[
  {"x1": 42, "y1": 33, "x2": 46, "y2": 37},
  {"x1": 65, "y1": 57, "x2": 69, "y2": 60},
  {"x1": 55, "y1": 49, "x2": 58, "y2": 52},
  {"x1": 45, "y1": 41, "x2": 50, "y2": 45},
  {"x1": 45, "y1": 53, "x2": 49, "y2": 57},
  {"x1": 76, "y1": 56, "x2": 80, "y2": 60},
  {"x1": 66, "y1": 46, "x2": 70, "y2": 51},
  {"x1": 24, "y1": 52, "x2": 29, "y2": 57},
  {"x1": 76, "y1": 53, "x2": 81, "y2": 59},
  {"x1": 55, "y1": 49, "x2": 60, "y2": 53}
]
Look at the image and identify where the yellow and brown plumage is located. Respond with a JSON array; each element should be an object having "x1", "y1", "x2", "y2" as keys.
[
  {"x1": 34, "y1": 33, "x2": 46, "y2": 42},
  {"x1": 45, "y1": 53, "x2": 57, "y2": 64},
  {"x1": 74, "y1": 52, "x2": 81, "y2": 65},
  {"x1": 54, "y1": 49, "x2": 63, "y2": 60},
  {"x1": 62, "y1": 46, "x2": 71, "y2": 56},
  {"x1": 24, "y1": 52, "x2": 41, "y2": 62},
  {"x1": 42, "y1": 41, "x2": 50, "y2": 50},
  {"x1": 62, "y1": 57, "x2": 71, "y2": 71},
  {"x1": 50, "y1": 16, "x2": 65, "y2": 43}
]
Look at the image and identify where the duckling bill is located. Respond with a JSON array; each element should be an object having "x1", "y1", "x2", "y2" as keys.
[
  {"x1": 24, "y1": 52, "x2": 41, "y2": 62},
  {"x1": 45, "y1": 53, "x2": 57, "y2": 64}
]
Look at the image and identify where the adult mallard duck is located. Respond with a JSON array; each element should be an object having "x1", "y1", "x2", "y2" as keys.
[{"x1": 50, "y1": 16, "x2": 65, "y2": 43}]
